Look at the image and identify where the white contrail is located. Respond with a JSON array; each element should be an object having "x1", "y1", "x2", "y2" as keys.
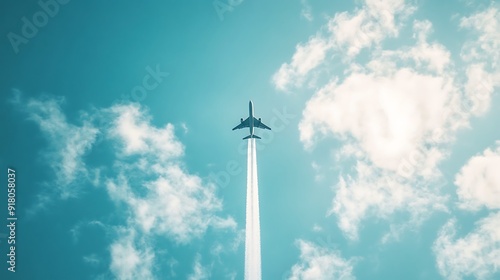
[{"x1": 245, "y1": 138, "x2": 261, "y2": 280}]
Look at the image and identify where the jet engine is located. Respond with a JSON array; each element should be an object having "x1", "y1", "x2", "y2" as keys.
[{"x1": 241, "y1": 118, "x2": 243, "y2": 123}]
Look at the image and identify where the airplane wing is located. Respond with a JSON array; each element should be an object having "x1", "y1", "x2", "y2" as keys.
[
  {"x1": 232, "y1": 117, "x2": 250, "y2": 130},
  {"x1": 254, "y1": 117, "x2": 271, "y2": 130}
]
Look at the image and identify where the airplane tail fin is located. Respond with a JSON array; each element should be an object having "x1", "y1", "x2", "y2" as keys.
[{"x1": 243, "y1": 135, "x2": 261, "y2": 140}]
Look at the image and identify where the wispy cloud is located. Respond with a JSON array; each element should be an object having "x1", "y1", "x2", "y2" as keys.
[
  {"x1": 460, "y1": 5, "x2": 500, "y2": 67},
  {"x1": 109, "y1": 228, "x2": 156, "y2": 280},
  {"x1": 83, "y1": 254, "x2": 102, "y2": 266},
  {"x1": 300, "y1": 0, "x2": 313, "y2": 21},
  {"x1": 329, "y1": 162, "x2": 448, "y2": 240},
  {"x1": 187, "y1": 254, "x2": 211, "y2": 280},
  {"x1": 328, "y1": 0, "x2": 415, "y2": 57},
  {"x1": 433, "y1": 213, "x2": 500, "y2": 280},
  {"x1": 460, "y1": 4, "x2": 500, "y2": 116},
  {"x1": 272, "y1": 0, "x2": 416, "y2": 91},
  {"x1": 285, "y1": 239, "x2": 356, "y2": 280},
  {"x1": 272, "y1": 36, "x2": 330, "y2": 91},
  {"x1": 70, "y1": 220, "x2": 107, "y2": 243},
  {"x1": 11, "y1": 91, "x2": 98, "y2": 210}
]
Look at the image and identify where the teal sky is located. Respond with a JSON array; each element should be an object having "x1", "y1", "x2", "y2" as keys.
[{"x1": 1, "y1": 0, "x2": 500, "y2": 279}]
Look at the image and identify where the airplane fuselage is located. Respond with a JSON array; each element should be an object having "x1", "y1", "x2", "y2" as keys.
[{"x1": 249, "y1": 101, "x2": 254, "y2": 136}]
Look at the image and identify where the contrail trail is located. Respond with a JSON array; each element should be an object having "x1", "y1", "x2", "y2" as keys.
[{"x1": 245, "y1": 138, "x2": 261, "y2": 280}]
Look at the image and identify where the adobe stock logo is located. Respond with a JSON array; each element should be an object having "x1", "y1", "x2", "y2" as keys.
[
  {"x1": 120, "y1": 64, "x2": 169, "y2": 103},
  {"x1": 7, "y1": 0, "x2": 71, "y2": 54}
]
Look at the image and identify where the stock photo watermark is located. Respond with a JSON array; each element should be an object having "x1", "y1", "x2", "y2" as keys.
[
  {"x1": 7, "y1": 0, "x2": 71, "y2": 54},
  {"x1": 120, "y1": 64, "x2": 169, "y2": 103},
  {"x1": 396, "y1": 79, "x2": 494, "y2": 181},
  {"x1": 6, "y1": 168, "x2": 17, "y2": 273},
  {"x1": 213, "y1": 0, "x2": 244, "y2": 21},
  {"x1": 236, "y1": 107, "x2": 296, "y2": 155}
]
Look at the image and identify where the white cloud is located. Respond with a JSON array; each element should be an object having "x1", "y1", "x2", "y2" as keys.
[
  {"x1": 106, "y1": 169, "x2": 234, "y2": 243},
  {"x1": 286, "y1": 240, "x2": 356, "y2": 280},
  {"x1": 299, "y1": 20, "x2": 457, "y2": 172},
  {"x1": 311, "y1": 161, "x2": 325, "y2": 182},
  {"x1": 272, "y1": 0, "x2": 416, "y2": 91},
  {"x1": 105, "y1": 104, "x2": 236, "y2": 244},
  {"x1": 70, "y1": 220, "x2": 106, "y2": 243},
  {"x1": 13, "y1": 99, "x2": 235, "y2": 278},
  {"x1": 83, "y1": 254, "x2": 101, "y2": 266},
  {"x1": 300, "y1": 0, "x2": 313, "y2": 21},
  {"x1": 455, "y1": 141, "x2": 500, "y2": 211},
  {"x1": 225, "y1": 271, "x2": 238, "y2": 280},
  {"x1": 460, "y1": 5, "x2": 500, "y2": 67},
  {"x1": 167, "y1": 258, "x2": 179, "y2": 278},
  {"x1": 110, "y1": 228, "x2": 155, "y2": 280},
  {"x1": 187, "y1": 254, "x2": 211, "y2": 280},
  {"x1": 274, "y1": 4, "x2": 480, "y2": 240},
  {"x1": 272, "y1": 36, "x2": 330, "y2": 91},
  {"x1": 13, "y1": 92, "x2": 98, "y2": 199},
  {"x1": 25, "y1": 192, "x2": 52, "y2": 216},
  {"x1": 181, "y1": 122, "x2": 189, "y2": 134},
  {"x1": 433, "y1": 213, "x2": 500, "y2": 280},
  {"x1": 108, "y1": 104, "x2": 183, "y2": 160},
  {"x1": 328, "y1": 0, "x2": 414, "y2": 57},
  {"x1": 313, "y1": 50, "x2": 457, "y2": 239},
  {"x1": 299, "y1": 67, "x2": 458, "y2": 173},
  {"x1": 312, "y1": 224, "x2": 323, "y2": 232},
  {"x1": 376, "y1": 20, "x2": 451, "y2": 75},
  {"x1": 460, "y1": 5, "x2": 500, "y2": 116},
  {"x1": 462, "y1": 63, "x2": 497, "y2": 116},
  {"x1": 329, "y1": 161, "x2": 448, "y2": 240}
]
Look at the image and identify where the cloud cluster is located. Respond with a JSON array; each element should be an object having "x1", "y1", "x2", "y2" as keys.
[
  {"x1": 14, "y1": 96, "x2": 235, "y2": 279},
  {"x1": 272, "y1": 0, "x2": 415, "y2": 91},
  {"x1": 299, "y1": 67, "x2": 457, "y2": 170},
  {"x1": 330, "y1": 162, "x2": 447, "y2": 240},
  {"x1": 105, "y1": 104, "x2": 236, "y2": 244},
  {"x1": 298, "y1": 18, "x2": 457, "y2": 240},
  {"x1": 328, "y1": 0, "x2": 414, "y2": 57},
  {"x1": 455, "y1": 141, "x2": 500, "y2": 211},
  {"x1": 460, "y1": 5, "x2": 500, "y2": 116},
  {"x1": 433, "y1": 8, "x2": 500, "y2": 277},
  {"x1": 460, "y1": 5, "x2": 500, "y2": 67},
  {"x1": 272, "y1": 0, "x2": 499, "y2": 244},
  {"x1": 102, "y1": 104, "x2": 237, "y2": 278},
  {"x1": 436, "y1": 6, "x2": 500, "y2": 279},
  {"x1": 433, "y1": 212, "x2": 500, "y2": 280},
  {"x1": 286, "y1": 239, "x2": 355, "y2": 280}
]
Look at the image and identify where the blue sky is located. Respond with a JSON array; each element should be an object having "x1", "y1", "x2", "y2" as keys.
[{"x1": 1, "y1": 0, "x2": 500, "y2": 279}]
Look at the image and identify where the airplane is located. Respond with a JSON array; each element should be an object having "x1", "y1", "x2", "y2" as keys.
[{"x1": 232, "y1": 100, "x2": 271, "y2": 139}]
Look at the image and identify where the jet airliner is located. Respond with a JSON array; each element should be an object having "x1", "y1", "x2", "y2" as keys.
[{"x1": 232, "y1": 101, "x2": 271, "y2": 139}]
